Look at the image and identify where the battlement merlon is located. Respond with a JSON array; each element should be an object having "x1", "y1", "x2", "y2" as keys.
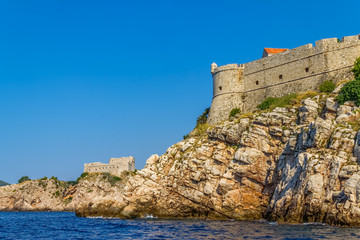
[{"x1": 211, "y1": 63, "x2": 245, "y2": 74}]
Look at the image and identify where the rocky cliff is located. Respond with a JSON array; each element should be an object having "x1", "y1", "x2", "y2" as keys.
[{"x1": 2, "y1": 91, "x2": 360, "y2": 226}]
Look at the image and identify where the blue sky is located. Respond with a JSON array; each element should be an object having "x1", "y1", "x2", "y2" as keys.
[{"x1": 0, "y1": 0, "x2": 359, "y2": 183}]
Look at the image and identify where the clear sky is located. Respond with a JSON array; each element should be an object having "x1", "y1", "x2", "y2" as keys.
[{"x1": 0, "y1": 0, "x2": 359, "y2": 183}]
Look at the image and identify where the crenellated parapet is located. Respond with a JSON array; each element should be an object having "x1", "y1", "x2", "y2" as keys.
[{"x1": 208, "y1": 34, "x2": 360, "y2": 125}]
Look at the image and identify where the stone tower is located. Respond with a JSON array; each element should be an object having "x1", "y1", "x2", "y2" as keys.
[{"x1": 207, "y1": 63, "x2": 245, "y2": 125}]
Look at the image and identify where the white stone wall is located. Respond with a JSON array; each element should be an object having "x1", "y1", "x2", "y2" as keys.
[{"x1": 208, "y1": 34, "x2": 360, "y2": 124}]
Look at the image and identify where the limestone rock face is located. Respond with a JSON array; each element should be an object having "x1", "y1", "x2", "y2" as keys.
[
  {"x1": 4, "y1": 94, "x2": 360, "y2": 226},
  {"x1": 0, "y1": 174, "x2": 130, "y2": 214},
  {"x1": 0, "y1": 178, "x2": 72, "y2": 211}
]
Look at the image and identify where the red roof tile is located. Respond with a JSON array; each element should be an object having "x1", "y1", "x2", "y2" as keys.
[{"x1": 264, "y1": 48, "x2": 288, "y2": 54}]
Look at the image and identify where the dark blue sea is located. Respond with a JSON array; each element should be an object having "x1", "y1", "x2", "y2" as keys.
[{"x1": 1, "y1": 212, "x2": 360, "y2": 240}]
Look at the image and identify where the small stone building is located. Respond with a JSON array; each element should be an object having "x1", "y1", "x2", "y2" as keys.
[{"x1": 84, "y1": 157, "x2": 135, "y2": 177}]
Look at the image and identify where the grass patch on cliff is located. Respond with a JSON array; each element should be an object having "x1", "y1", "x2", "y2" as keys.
[
  {"x1": 257, "y1": 91, "x2": 320, "y2": 111},
  {"x1": 193, "y1": 123, "x2": 210, "y2": 136},
  {"x1": 296, "y1": 91, "x2": 318, "y2": 101},
  {"x1": 257, "y1": 93, "x2": 298, "y2": 110},
  {"x1": 101, "y1": 173, "x2": 122, "y2": 186},
  {"x1": 347, "y1": 115, "x2": 360, "y2": 131},
  {"x1": 229, "y1": 108, "x2": 241, "y2": 118}
]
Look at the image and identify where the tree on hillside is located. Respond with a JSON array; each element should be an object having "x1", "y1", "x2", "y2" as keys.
[
  {"x1": 0, "y1": 180, "x2": 9, "y2": 186},
  {"x1": 18, "y1": 176, "x2": 31, "y2": 183}
]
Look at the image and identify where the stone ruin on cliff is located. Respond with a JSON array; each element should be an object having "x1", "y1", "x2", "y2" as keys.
[{"x1": 84, "y1": 157, "x2": 135, "y2": 177}]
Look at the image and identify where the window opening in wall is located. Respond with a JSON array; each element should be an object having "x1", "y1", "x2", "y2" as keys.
[
  {"x1": 255, "y1": 81, "x2": 259, "y2": 85},
  {"x1": 305, "y1": 68, "x2": 309, "y2": 73},
  {"x1": 279, "y1": 75, "x2": 283, "y2": 80},
  {"x1": 219, "y1": 86, "x2": 222, "y2": 90}
]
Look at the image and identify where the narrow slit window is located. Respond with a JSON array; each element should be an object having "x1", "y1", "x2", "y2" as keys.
[
  {"x1": 255, "y1": 81, "x2": 259, "y2": 85},
  {"x1": 305, "y1": 68, "x2": 309, "y2": 73},
  {"x1": 219, "y1": 86, "x2": 222, "y2": 90},
  {"x1": 279, "y1": 75, "x2": 283, "y2": 80}
]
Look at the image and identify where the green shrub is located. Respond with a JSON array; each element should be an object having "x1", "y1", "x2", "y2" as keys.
[
  {"x1": 66, "y1": 181, "x2": 78, "y2": 186},
  {"x1": 75, "y1": 172, "x2": 89, "y2": 183},
  {"x1": 319, "y1": 80, "x2": 335, "y2": 93},
  {"x1": 352, "y1": 57, "x2": 360, "y2": 80},
  {"x1": 50, "y1": 176, "x2": 59, "y2": 183},
  {"x1": 102, "y1": 172, "x2": 122, "y2": 186},
  {"x1": 80, "y1": 172, "x2": 88, "y2": 179},
  {"x1": 183, "y1": 134, "x2": 189, "y2": 140},
  {"x1": 229, "y1": 108, "x2": 241, "y2": 118},
  {"x1": 18, "y1": 176, "x2": 31, "y2": 184},
  {"x1": 336, "y1": 79, "x2": 360, "y2": 105},
  {"x1": 40, "y1": 177, "x2": 48, "y2": 181},
  {"x1": 257, "y1": 93, "x2": 297, "y2": 110},
  {"x1": 351, "y1": 57, "x2": 360, "y2": 80},
  {"x1": 196, "y1": 108, "x2": 210, "y2": 127}
]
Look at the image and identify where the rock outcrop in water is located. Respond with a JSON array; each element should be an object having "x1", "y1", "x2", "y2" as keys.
[{"x1": 3, "y1": 92, "x2": 360, "y2": 226}]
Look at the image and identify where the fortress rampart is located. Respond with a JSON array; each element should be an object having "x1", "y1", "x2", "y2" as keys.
[
  {"x1": 208, "y1": 34, "x2": 360, "y2": 125},
  {"x1": 84, "y1": 157, "x2": 135, "y2": 177}
]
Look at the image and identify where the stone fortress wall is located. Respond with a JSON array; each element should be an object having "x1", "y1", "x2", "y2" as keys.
[
  {"x1": 208, "y1": 34, "x2": 360, "y2": 124},
  {"x1": 84, "y1": 157, "x2": 135, "y2": 177}
]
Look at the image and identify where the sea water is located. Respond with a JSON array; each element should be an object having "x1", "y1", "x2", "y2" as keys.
[{"x1": 1, "y1": 212, "x2": 360, "y2": 239}]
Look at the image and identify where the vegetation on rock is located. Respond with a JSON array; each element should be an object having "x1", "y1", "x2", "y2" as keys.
[
  {"x1": 319, "y1": 80, "x2": 335, "y2": 93},
  {"x1": 18, "y1": 176, "x2": 31, "y2": 183},
  {"x1": 193, "y1": 123, "x2": 210, "y2": 136},
  {"x1": 257, "y1": 93, "x2": 297, "y2": 110},
  {"x1": 336, "y1": 79, "x2": 360, "y2": 105},
  {"x1": 102, "y1": 172, "x2": 122, "y2": 186},
  {"x1": 229, "y1": 108, "x2": 241, "y2": 118},
  {"x1": 352, "y1": 57, "x2": 360, "y2": 79},
  {"x1": 336, "y1": 58, "x2": 360, "y2": 106},
  {"x1": 196, "y1": 108, "x2": 210, "y2": 127}
]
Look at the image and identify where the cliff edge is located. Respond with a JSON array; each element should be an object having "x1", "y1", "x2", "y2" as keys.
[
  {"x1": 77, "y1": 87, "x2": 360, "y2": 226},
  {"x1": 3, "y1": 88, "x2": 360, "y2": 226}
]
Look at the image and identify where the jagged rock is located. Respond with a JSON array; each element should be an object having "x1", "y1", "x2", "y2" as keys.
[
  {"x1": 339, "y1": 165, "x2": 358, "y2": 179},
  {"x1": 354, "y1": 131, "x2": 360, "y2": 162},
  {"x1": 233, "y1": 147, "x2": 263, "y2": 165},
  {"x1": 337, "y1": 105, "x2": 353, "y2": 116},
  {"x1": 333, "y1": 83, "x2": 345, "y2": 94},
  {"x1": 298, "y1": 98, "x2": 319, "y2": 123},
  {"x1": 207, "y1": 118, "x2": 250, "y2": 145},
  {"x1": 326, "y1": 98, "x2": 339, "y2": 112}
]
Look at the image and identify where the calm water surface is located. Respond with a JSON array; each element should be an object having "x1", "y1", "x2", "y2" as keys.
[{"x1": 1, "y1": 212, "x2": 360, "y2": 239}]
